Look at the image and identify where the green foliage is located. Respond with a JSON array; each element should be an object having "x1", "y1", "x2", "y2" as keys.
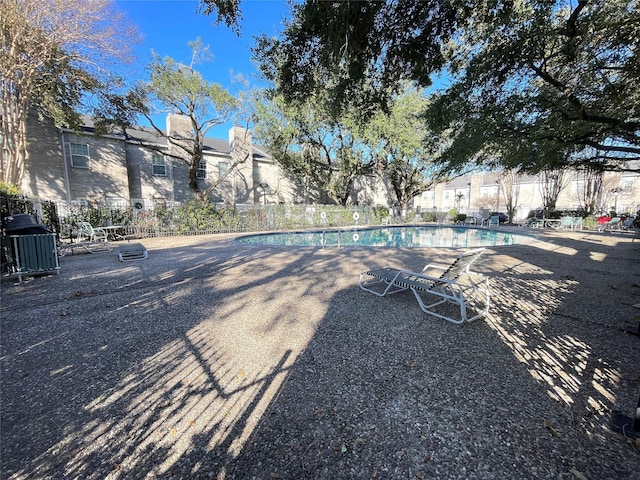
[
  {"x1": 0, "y1": 182, "x2": 21, "y2": 197},
  {"x1": 370, "y1": 206, "x2": 390, "y2": 223},
  {"x1": 254, "y1": 0, "x2": 457, "y2": 115},
  {"x1": 258, "y1": 0, "x2": 640, "y2": 174},
  {"x1": 0, "y1": 183, "x2": 21, "y2": 196},
  {"x1": 100, "y1": 39, "x2": 239, "y2": 201},
  {"x1": 583, "y1": 216, "x2": 598, "y2": 230},
  {"x1": 252, "y1": 91, "x2": 376, "y2": 206},
  {"x1": 363, "y1": 87, "x2": 447, "y2": 208},
  {"x1": 0, "y1": 192, "x2": 34, "y2": 221},
  {"x1": 426, "y1": 0, "x2": 640, "y2": 173},
  {"x1": 49, "y1": 202, "x2": 399, "y2": 237},
  {"x1": 41, "y1": 201, "x2": 60, "y2": 234},
  {"x1": 1, "y1": 0, "x2": 136, "y2": 185},
  {"x1": 174, "y1": 200, "x2": 223, "y2": 233},
  {"x1": 198, "y1": 0, "x2": 244, "y2": 33}
]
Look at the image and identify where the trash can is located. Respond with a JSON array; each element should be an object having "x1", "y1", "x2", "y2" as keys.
[
  {"x1": 2, "y1": 213, "x2": 50, "y2": 235},
  {"x1": 2, "y1": 214, "x2": 58, "y2": 282}
]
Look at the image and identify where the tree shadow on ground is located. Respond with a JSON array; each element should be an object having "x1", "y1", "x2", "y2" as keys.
[{"x1": 1, "y1": 232, "x2": 639, "y2": 479}]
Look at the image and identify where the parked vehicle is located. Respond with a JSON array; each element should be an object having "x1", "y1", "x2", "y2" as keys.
[
  {"x1": 490, "y1": 212, "x2": 509, "y2": 224},
  {"x1": 527, "y1": 209, "x2": 545, "y2": 219}
]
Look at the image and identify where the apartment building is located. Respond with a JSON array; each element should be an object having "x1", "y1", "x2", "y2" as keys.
[
  {"x1": 418, "y1": 169, "x2": 640, "y2": 220},
  {"x1": 17, "y1": 113, "x2": 640, "y2": 218},
  {"x1": 20, "y1": 113, "x2": 294, "y2": 209}
]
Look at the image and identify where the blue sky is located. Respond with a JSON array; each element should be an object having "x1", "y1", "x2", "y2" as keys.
[{"x1": 114, "y1": 0, "x2": 291, "y2": 140}]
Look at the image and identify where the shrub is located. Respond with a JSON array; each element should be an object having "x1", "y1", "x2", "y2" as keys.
[{"x1": 583, "y1": 216, "x2": 598, "y2": 230}]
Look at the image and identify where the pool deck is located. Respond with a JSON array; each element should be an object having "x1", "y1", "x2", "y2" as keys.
[{"x1": 1, "y1": 227, "x2": 640, "y2": 479}]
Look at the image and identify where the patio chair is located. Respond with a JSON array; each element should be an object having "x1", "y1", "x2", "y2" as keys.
[
  {"x1": 359, "y1": 248, "x2": 490, "y2": 324},
  {"x1": 571, "y1": 217, "x2": 583, "y2": 230},
  {"x1": 597, "y1": 217, "x2": 622, "y2": 232},
  {"x1": 621, "y1": 217, "x2": 635, "y2": 231},
  {"x1": 524, "y1": 217, "x2": 544, "y2": 228},
  {"x1": 73, "y1": 222, "x2": 112, "y2": 253},
  {"x1": 76, "y1": 222, "x2": 109, "y2": 243},
  {"x1": 554, "y1": 217, "x2": 573, "y2": 230}
]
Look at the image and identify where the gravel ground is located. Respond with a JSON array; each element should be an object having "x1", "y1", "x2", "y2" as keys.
[{"x1": 1, "y1": 228, "x2": 639, "y2": 479}]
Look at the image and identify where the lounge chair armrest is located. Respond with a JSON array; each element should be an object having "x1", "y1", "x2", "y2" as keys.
[
  {"x1": 418, "y1": 263, "x2": 448, "y2": 275},
  {"x1": 398, "y1": 269, "x2": 457, "y2": 285}
]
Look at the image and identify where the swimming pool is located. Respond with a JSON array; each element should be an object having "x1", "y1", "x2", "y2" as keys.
[{"x1": 236, "y1": 225, "x2": 535, "y2": 248}]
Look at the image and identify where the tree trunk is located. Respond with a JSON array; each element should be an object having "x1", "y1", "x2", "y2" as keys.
[{"x1": 1, "y1": 85, "x2": 29, "y2": 186}]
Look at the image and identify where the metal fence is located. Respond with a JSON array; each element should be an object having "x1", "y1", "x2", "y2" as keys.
[
  {"x1": 2, "y1": 195, "x2": 435, "y2": 241},
  {"x1": 118, "y1": 204, "x2": 393, "y2": 239}
]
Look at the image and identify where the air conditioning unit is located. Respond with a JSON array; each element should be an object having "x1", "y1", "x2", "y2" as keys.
[{"x1": 131, "y1": 198, "x2": 145, "y2": 210}]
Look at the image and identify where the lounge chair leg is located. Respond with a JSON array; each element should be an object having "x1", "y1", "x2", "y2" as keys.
[
  {"x1": 624, "y1": 305, "x2": 640, "y2": 336},
  {"x1": 611, "y1": 394, "x2": 640, "y2": 440},
  {"x1": 623, "y1": 322, "x2": 640, "y2": 336}
]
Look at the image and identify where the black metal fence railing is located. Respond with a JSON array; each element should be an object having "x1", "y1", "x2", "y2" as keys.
[{"x1": 2, "y1": 195, "x2": 427, "y2": 242}]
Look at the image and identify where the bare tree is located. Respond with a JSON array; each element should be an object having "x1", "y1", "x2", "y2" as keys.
[
  {"x1": 538, "y1": 168, "x2": 570, "y2": 214},
  {"x1": 499, "y1": 170, "x2": 520, "y2": 223},
  {"x1": 574, "y1": 167, "x2": 603, "y2": 215},
  {"x1": 1, "y1": 0, "x2": 136, "y2": 186}
]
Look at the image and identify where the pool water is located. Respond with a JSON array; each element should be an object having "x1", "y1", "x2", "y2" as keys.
[{"x1": 236, "y1": 226, "x2": 533, "y2": 248}]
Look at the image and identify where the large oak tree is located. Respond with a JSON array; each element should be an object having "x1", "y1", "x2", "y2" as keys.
[
  {"x1": 247, "y1": 1, "x2": 639, "y2": 174},
  {"x1": 252, "y1": 91, "x2": 376, "y2": 206},
  {"x1": 127, "y1": 39, "x2": 239, "y2": 201}
]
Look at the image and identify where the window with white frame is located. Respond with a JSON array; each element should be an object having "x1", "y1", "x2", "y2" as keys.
[
  {"x1": 69, "y1": 143, "x2": 90, "y2": 168},
  {"x1": 152, "y1": 152, "x2": 167, "y2": 176},
  {"x1": 621, "y1": 178, "x2": 634, "y2": 192},
  {"x1": 218, "y1": 161, "x2": 228, "y2": 179},
  {"x1": 481, "y1": 186, "x2": 499, "y2": 198},
  {"x1": 106, "y1": 197, "x2": 125, "y2": 208},
  {"x1": 196, "y1": 159, "x2": 207, "y2": 179}
]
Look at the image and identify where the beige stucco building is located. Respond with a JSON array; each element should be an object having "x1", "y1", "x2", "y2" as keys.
[
  {"x1": 418, "y1": 169, "x2": 640, "y2": 221},
  {"x1": 20, "y1": 113, "x2": 294, "y2": 210}
]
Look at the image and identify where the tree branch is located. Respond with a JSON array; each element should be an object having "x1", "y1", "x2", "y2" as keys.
[
  {"x1": 530, "y1": 63, "x2": 640, "y2": 132},
  {"x1": 561, "y1": 0, "x2": 589, "y2": 37}
]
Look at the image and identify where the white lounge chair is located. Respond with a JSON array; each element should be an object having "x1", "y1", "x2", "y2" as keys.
[
  {"x1": 70, "y1": 221, "x2": 113, "y2": 253},
  {"x1": 76, "y1": 222, "x2": 109, "y2": 243},
  {"x1": 359, "y1": 248, "x2": 490, "y2": 324}
]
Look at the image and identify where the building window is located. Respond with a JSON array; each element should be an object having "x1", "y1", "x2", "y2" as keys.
[
  {"x1": 106, "y1": 197, "x2": 124, "y2": 208},
  {"x1": 152, "y1": 152, "x2": 167, "y2": 176},
  {"x1": 481, "y1": 186, "x2": 498, "y2": 198},
  {"x1": 69, "y1": 143, "x2": 90, "y2": 168},
  {"x1": 621, "y1": 178, "x2": 634, "y2": 192},
  {"x1": 196, "y1": 160, "x2": 207, "y2": 179},
  {"x1": 218, "y1": 162, "x2": 228, "y2": 179}
]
